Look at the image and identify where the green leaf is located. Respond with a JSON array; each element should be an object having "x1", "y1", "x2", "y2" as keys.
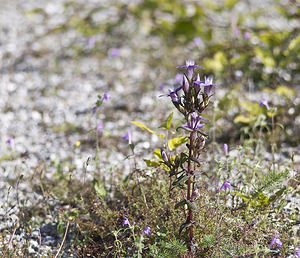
[
  {"x1": 186, "y1": 201, "x2": 198, "y2": 211},
  {"x1": 159, "y1": 112, "x2": 173, "y2": 129},
  {"x1": 131, "y1": 121, "x2": 164, "y2": 139},
  {"x1": 172, "y1": 174, "x2": 192, "y2": 186},
  {"x1": 144, "y1": 159, "x2": 160, "y2": 167},
  {"x1": 175, "y1": 199, "x2": 188, "y2": 209},
  {"x1": 225, "y1": 0, "x2": 239, "y2": 8},
  {"x1": 153, "y1": 148, "x2": 163, "y2": 161},
  {"x1": 93, "y1": 179, "x2": 107, "y2": 197},
  {"x1": 168, "y1": 136, "x2": 188, "y2": 151}
]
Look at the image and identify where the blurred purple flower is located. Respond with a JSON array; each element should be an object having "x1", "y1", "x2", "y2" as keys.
[
  {"x1": 175, "y1": 73, "x2": 183, "y2": 84},
  {"x1": 177, "y1": 60, "x2": 204, "y2": 80},
  {"x1": 218, "y1": 179, "x2": 231, "y2": 192},
  {"x1": 295, "y1": 247, "x2": 300, "y2": 257},
  {"x1": 193, "y1": 36, "x2": 202, "y2": 46},
  {"x1": 260, "y1": 99, "x2": 270, "y2": 110},
  {"x1": 88, "y1": 36, "x2": 95, "y2": 48},
  {"x1": 223, "y1": 144, "x2": 228, "y2": 156},
  {"x1": 6, "y1": 136, "x2": 14, "y2": 150},
  {"x1": 97, "y1": 121, "x2": 104, "y2": 134},
  {"x1": 243, "y1": 31, "x2": 250, "y2": 40},
  {"x1": 103, "y1": 92, "x2": 110, "y2": 101},
  {"x1": 142, "y1": 226, "x2": 151, "y2": 236},
  {"x1": 92, "y1": 106, "x2": 97, "y2": 114},
  {"x1": 159, "y1": 84, "x2": 165, "y2": 91},
  {"x1": 233, "y1": 27, "x2": 240, "y2": 36},
  {"x1": 269, "y1": 235, "x2": 282, "y2": 249},
  {"x1": 108, "y1": 48, "x2": 120, "y2": 58},
  {"x1": 122, "y1": 217, "x2": 130, "y2": 227},
  {"x1": 122, "y1": 130, "x2": 132, "y2": 144}
]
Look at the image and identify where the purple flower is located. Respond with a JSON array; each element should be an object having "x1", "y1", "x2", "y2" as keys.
[
  {"x1": 122, "y1": 130, "x2": 132, "y2": 144},
  {"x1": 269, "y1": 235, "x2": 282, "y2": 249},
  {"x1": 103, "y1": 92, "x2": 110, "y2": 101},
  {"x1": 223, "y1": 144, "x2": 228, "y2": 156},
  {"x1": 182, "y1": 112, "x2": 209, "y2": 130},
  {"x1": 218, "y1": 179, "x2": 231, "y2": 192},
  {"x1": 92, "y1": 106, "x2": 97, "y2": 115},
  {"x1": 122, "y1": 217, "x2": 130, "y2": 227},
  {"x1": 108, "y1": 48, "x2": 120, "y2": 58},
  {"x1": 295, "y1": 247, "x2": 300, "y2": 258},
  {"x1": 88, "y1": 36, "x2": 95, "y2": 48},
  {"x1": 6, "y1": 136, "x2": 14, "y2": 150},
  {"x1": 97, "y1": 121, "x2": 104, "y2": 134},
  {"x1": 175, "y1": 73, "x2": 183, "y2": 84},
  {"x1": 142, "y1": 226, "x2": 151, "y2": 236},
  {"x1": 260, "y1": 99, "x2": 270, "y2": 110},
  {"x1": 243, "y1": 31, "x2": 250, "y2": 40},
  {"x1": 160, "y1": 86, "x2": 182, "y2": 103},
  {"x1": 177, "y1": 60, "x2": 204, "y2": 80},
  {"x1": 195, "y1": 76, "x2": 217, "y2": 95},
  {"x1": 233, "y1": 26, "x2": 240, "y2": 36},
  {"x1": 193, "y1": 36, "x2": 202, "y2": 46}
]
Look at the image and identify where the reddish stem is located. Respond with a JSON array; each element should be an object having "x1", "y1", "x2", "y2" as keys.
[{"x1": 187, "y1": 131, "x2": 194, "y2": 244}]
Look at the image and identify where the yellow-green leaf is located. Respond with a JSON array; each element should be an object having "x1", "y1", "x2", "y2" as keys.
[
  {"x1": 168, "y1": 136, "x2": 188, "y2": 151},
  {"x1": 130, "y1": 121, "x2": 164, "y2": 139},
  {"x1": 159, "y1": 112, "x2": 173, "y2": 130},
  {"x1": 144, "y1": 159, "x2": 160, "y2": 167},
  {"x1": 275, "y1": 85, "x2": 295, "y2": 99},
  {"x1": 234, "y1": 115, "x2": 253, "y2": 124}
]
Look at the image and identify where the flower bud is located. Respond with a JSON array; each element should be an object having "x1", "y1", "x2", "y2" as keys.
[{"x1": 160, "y1": 149, "x2": 169, "y2": 163}]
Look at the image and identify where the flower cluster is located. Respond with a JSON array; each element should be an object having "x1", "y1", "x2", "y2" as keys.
[{"x1": 167, "y1": 60, "x2": 217, "y2": 116}]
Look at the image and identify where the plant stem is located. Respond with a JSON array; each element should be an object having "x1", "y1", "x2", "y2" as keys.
[{"x1": 187, "y1": 131, "x2": 194, "y2": 244}]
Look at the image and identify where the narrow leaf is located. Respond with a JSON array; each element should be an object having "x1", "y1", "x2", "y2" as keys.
[
  {"x1": 168, "y1": 136, "x2": 188, "y2": 151},
  {"x1": 159, "y1": 112, "x2": 173, "y2": 129},
  {"x1": 175, "y1": 199, "x2": 187, "y2": 209},
  {"x1": 131, "y1": 121, "x2": 164, "y2": 139}
]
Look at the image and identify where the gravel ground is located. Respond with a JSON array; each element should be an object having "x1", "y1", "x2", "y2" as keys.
[{"x1": 0, "y1": 0, "x2": 299, "y2": 256}]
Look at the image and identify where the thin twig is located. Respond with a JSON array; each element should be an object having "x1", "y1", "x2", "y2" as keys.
[
  {"x1": 2, "y1": 223, "x2": 18, "y2": 258},
  {"x1": 54, "y1": 221, "x2": 70, "y2": 258}
]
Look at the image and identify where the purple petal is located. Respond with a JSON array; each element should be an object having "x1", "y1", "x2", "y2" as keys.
[
  {"x1": 142, "y1": 226, "x2": 151, "y2": 236},
  {"x1": 223, "y1": 144, "x2": 228, "y2": 156},
  {"x1": 97, "y1": 121, "x2": 104, "y2": 134}
]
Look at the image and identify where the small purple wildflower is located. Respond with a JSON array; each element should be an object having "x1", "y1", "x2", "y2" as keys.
[
  {"x1": 175, "y1": 73, "x2": 183, "y2": 84},
  {"x1": 182, "y1": 112, "x2": 209, "y2": 130},
  {"x1": 103, "y1": 92, "x2": 110, "y2": 101},
  {"x1": 223, "y1": 144, "x2": 228, "y2": 156},
  {"x1": 193, "y1": 36, "x2": 202, "y2": 46},
  {"x1": 142, "y1": 226, "x2": 151, "y2": 236},
  {"x1": 295, "y1": 247, "x2": 300, "y2": 258},
  {"x1": 97, "y1": 121, "x2": 104, "y2": 134},
  {"x1": 88, "y1": 36, "x2": 95, "y2": 48},
  {"x1": 177, "y1": 60, "x2": 204, "y2": 80},
  {"x1": 6, "y1": 136, "x2": 15, "y2": 150},
  {"x1": 122, "y1": 217, "x2": 130, "y2": 227},
  {"x1": 92, "y1": 106, "x2": 98, "y2": 115},
  {"x1": 195, "y1": 76, "x2": 217, "y2": 95},
  {"x1": 269, "y1": 234, "x2": 282, "y2": 249},
  {"x1": 160, "y1": 86, "x2": 182, "y2": 104},
  {"x1": 218, "y1": 179, "x2": 231, "y2": 192},
  {"x1": 122, "y1": 130, "x2": 132, "y2": 144},
  {"x1": 108, "y1": 48, "x2": 120, "y2": 58},
  {"x1": 243, "y1": 31, "x2": 250, "y2": 40},
  {"x1": 260, "y1": 99, "x2": 270, "y2": 110},
  {"x1": 233, "y1": 26, "x2": 240, "y2": 36}
]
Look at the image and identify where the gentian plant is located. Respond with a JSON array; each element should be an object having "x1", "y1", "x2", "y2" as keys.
[{"x1": 160, "y1": 60, "x2": 217, "y2": 250}]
